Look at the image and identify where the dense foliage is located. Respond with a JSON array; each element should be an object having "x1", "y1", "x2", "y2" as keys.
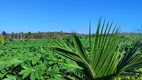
[
  {"x1": 0, "y1": 21, "x2": 142, "y2": 80},
  {"x1": 0, "y1": 33, "x2": 141, "y2": 80},
  {"x1": 0, "y1": 39, "x2": 84, "y2": 80}
]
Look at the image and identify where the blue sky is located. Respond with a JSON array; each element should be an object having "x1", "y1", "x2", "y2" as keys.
[{"x1": 0, "y1": 0, "x2": 142, "y2": 33}]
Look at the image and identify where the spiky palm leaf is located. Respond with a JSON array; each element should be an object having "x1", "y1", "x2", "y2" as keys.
[
  {"x1": 51, "y1": 18, "x2": 142, "y2": 80},
  {"x1": 117, "y1": 41, "x2": 142, "y2": 75}
]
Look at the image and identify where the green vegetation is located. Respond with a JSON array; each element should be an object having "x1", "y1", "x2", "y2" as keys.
[
  {"x1": 0, "y1": 19, "x2": 142, "y2": 80},
  {"x1": 0, "y1": 39, "x2": 83, "y2": 80},
  {"x1": 0, "y1": 35, "x2": 141, "y2": 80},
  {"x1": 52, "y1": 19, "x2": 142, "y2": 80},
  {"x1": 0, "y1": 35, "x2": 4, "y2": 46},
  {"x1": 1, "y1": 31, "x2": 72, "y2": 39}
]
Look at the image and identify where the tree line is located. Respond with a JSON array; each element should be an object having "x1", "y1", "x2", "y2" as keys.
[{"x1": 1, "y1": 31, "x2": 73, "y2": 39}]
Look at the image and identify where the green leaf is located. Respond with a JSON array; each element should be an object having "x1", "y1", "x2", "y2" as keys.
[
  {"x1": 19, "y1": 67, "x2": 33, "y2": 79},
  {"x1": 30, "y1": 72, "x2": 35, "y2": 80},
  {"x1": 8, "y1": 58, "x2": 23, "y2": 66},
  {"x1": 31, "y1": 57, "x2": 39, "y2": 65},
  {"x1": 3, "y1": 75, "x2": 16, "y2": 80}
]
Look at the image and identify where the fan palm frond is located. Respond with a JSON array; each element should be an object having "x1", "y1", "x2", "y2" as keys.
[{"x1": 51, "y1": 18, "x2": 142, "y2": 80}]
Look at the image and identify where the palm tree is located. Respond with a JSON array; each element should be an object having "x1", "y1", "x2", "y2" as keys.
[{"x1": 51, "y1": 18, "x2": 142, "y2": 80}]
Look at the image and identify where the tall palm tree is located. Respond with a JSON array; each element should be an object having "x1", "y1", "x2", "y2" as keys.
[{"x1": 51, "y1": 18, "x2": 142, "y2": 80}]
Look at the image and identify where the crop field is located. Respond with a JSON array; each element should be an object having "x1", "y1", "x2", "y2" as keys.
[
  {"x1": 1, "y1": 0, "x2": 142, "y2": 79},
  {"x1": 0, "y1": 39, "x2": 83, "y2": 80},
  {"x1": 0, "y1": 20, "x2": 142, "y2": 80},
  {"x1": 0, "y1": 33, "x2": 142, "y2": 80}
]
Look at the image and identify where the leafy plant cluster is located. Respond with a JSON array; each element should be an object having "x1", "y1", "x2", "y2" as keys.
[
  {"x1": 0, "y1": 40, "x2": 83, "y2": 80},
  {"x1": 0, "y1": 33, "x2": 141, "y2": 80}
]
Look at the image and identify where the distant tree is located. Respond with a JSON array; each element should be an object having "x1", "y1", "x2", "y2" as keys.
[
  {"x1": 21, "y1": 32, "x2": 23, "y2": 40},
  {"x1": 27, "y1": 32, "x2": 32, "y2": 39},
  {"x1": 2, "y1": 31, "x2": 6, "y2": 36},
  {"x1": 11, "y1": 32, "x2": 14, "y2": 39},
  {"x1": 1, "y1": 31, "x2": 7, "y2": 39},
  {"x1": 27, "y1": 32, "x2": 31, "y2": 35},
  {"x1": 37, "y1": 31, "x2": 42, "y2": 39}
]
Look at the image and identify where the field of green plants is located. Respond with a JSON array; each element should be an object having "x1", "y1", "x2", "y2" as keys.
[
  {"x1": 0, "y1": 34, "x2": 141, "y2": 80},
  {"x1": 0, "y1": 39, "x2": 84, "y2": 80},
  {"x1": 0, "y1": 21, "x2": 142, "y2": 80}
]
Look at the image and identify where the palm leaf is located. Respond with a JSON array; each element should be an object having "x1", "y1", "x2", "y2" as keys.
[
  {"x1": 51, "y1": 18, "x2": 142, "y2": 79},
  {"x1": 117, "y1": 41, "x2": 142, "y2": 74}
]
